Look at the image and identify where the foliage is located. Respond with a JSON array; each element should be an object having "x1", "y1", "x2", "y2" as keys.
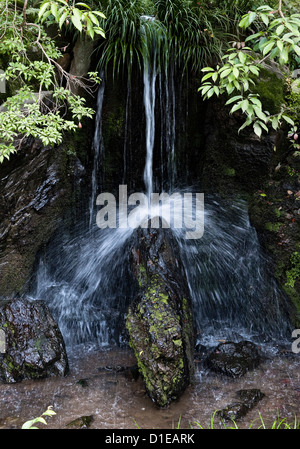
[
  {"x1": 96, "y1": 0, "x2": 270, "y2": 79},
  {"x1": 285, "y1": 86, "x2": 300, "y2": 150},
  {"x1": 193, "y1": 410, "x2": 299, "y2": 429},
  {"x1": 198, "y1": 2, "x2": 300, "y2": 139},
  {"x1": 134, "y1": 410, "x2": 299, "y2": 429},
  {"x1": 0, "y1": 0, "x2": 105, "y2": 163},
  {"x1": 286, "y1": 251, "x2": 300, "y2": 288},
  {"x1": 38, "y1": 0, "x2": 105, "y2": 39},
  {"x1": 22, "y1": 406, "x2": 56, "y2": 429}
]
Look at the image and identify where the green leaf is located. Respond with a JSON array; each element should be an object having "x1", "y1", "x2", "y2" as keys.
[
  {"x1": 245, "y1": 31, "x2": 263, "y2": 42},
  {"x1": 260, "y1": 13, "x2": 269, "y2": 27},
  {"x1": 240, "y1": 99, "x2": 249, "y2": 113},
  {"x1": 279, "y1": 47, "x2": 289, "y2": 64},
  {"x1": 201, "y1": 72, "x2": 214, "y2": 82},
  {"x1": 88, "y1": 12, "x2": 99, "y2": 26},
  {"x1": 75, "y1": 2, "x2": 91, "y2": 9},
  {"x1": 276, "y1": 24, "x2": 285, "y2": 36},
  {"x1": 248, "y1": 12, "x2": 257, "y2": 25},
  {"x1": 233, "y1": 67, "x2": 239, "y2": 78},
  {"x1": 271, "y1": 116, "x2": 279, "y2": 130},
  {"x1": 71, "y1": 8, "x2": 83, "y2": 32},
  {"x1": 282, "y1": 115, "x2": 295, "y2": 126},
  {"x1": 262, "y1": 40, "x2": 275, "y2": 56},
  {"x1": 201, "y1": 67, "x2": 215, "y2": 73},
  {"x1": 50, "y1": 2, "x2": 58, "y2": 21},
  {"x1": 239, "y1": 15, "x2": 250, "y2": 29},
  {"x1": 277, "y1": 40, "x2": 284, "y2": 52},
  {"x1": 199, "y1": 84, "x2": 212, "y2": 95},
  {"x1": 91, "y1": 11, "x2": 106, "y2": 19},
  {"x1": 253, "y1": 106, "x2": 267, "y2": 122},
  {"x1": 254, "y1": 122, "x2": 262, "y2": 138},
  {"x1": 249, "y1": 66, "x2": 259, "y2": 76},
  {"x1": 38, "y1": 2, "x2": 50, "y2": 19},
  {"x1": 220, "y1": 68, "x2": 232, "y2": 78},
  {"x1": 225, "y1": 95, "x2": 243, "y2": 105},
  {"x1": 238, "y1": 117, "x2": 253, "y2": 133},
  {"x1": 292, "y1": 44, "x2": 300, "y2": 56},
  {"x1": 206, "y1": 87, "x2": 215, "y2": 99},
  {"x1": 59, "y1": 11, "x2": 68, "y2": 29},
  {"x1": 230, "y1": 102, "x2": 242, "y2": 113}
]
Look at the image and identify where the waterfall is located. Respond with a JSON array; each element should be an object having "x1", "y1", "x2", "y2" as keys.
[
  {"x1": 143, "y1": 56, "x2": 157, "y2": 197},
  {"x1": 89, "y1": 75, "x2": 105, "y2": 228},
  {"x1": 28, "y1": 24, "x2": 292, "y2": 350}
]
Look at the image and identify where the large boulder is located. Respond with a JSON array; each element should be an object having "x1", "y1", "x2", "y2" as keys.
[
  {"x1": 126, "y1": 227, "x2": 195, "y2": 407},
  {"x1": 0, "y1": 137, "x2": 86, "y2": 298},
  {"x1": 0, "y1": 298, "x2": 68, "y2": 383}
]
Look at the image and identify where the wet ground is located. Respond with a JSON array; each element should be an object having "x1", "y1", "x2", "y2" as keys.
[{"x1": 0, "y1": 343, "x2": 299, "y2": 430}]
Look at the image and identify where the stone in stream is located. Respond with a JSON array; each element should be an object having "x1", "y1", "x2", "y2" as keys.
[
  {"x1": 217, "y1": 389, "x2": 265, "y2": 421},
  {"x1": 204, "y1": 340, "x2": 261, "y2": 378},
  {"x1": 126, "y1": 227, "x2": 195, "y2": 407},
  {"x1": 0, "y1": 298, "x2": 69, "y2": 383}
]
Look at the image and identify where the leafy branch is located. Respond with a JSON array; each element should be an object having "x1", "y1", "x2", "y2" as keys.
[
  {"x1": 0, "y1": 0, "x2": 105, "y2": 162},
  {"x1": 198, "y1": 2, "x2": 300, "y2": 140}
]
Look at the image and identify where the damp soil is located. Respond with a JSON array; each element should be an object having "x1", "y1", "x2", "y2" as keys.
[{"x1": 0, "y1": 344, "x2": 299, "y2": 430}]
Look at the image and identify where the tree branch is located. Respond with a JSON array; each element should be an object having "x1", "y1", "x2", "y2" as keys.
[{"x1": 278, "y1": 0, "x2": 285, "y2": 19}]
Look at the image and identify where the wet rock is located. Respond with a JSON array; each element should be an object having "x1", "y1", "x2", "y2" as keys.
[
  {"x1": 217, "y1": 389, "x2": 265, "y2": 421},
  {"x1": 66, "y1": 415, "x2": 94, "y2": 429},
  {"x1": 76, "y1": 378, "x2": 89, "y2": 388},
  {"x1": 205, "y1": 341, "x2": 261, "y2": 378},
  {"x1": 0, "y1": 138, "x2": 81, "y2": 298},
  {"x1": 0, "y1": 298, "x2": 68, "y2": 383},
  {"x1": 126, "y1": 227, "x2": 194, "y2": 407}
]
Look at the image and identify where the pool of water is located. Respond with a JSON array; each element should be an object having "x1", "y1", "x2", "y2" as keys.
[{"x1": 0, "y1": 343, "x2": 299, "y2": 429}]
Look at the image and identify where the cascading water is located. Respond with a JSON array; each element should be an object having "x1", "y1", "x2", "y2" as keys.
[
  {"x1": 143, "y1": 50, "x2": 157, "y2": 197},
  {"x1": 89, "y1": 74, "x2": 105, "y2": 228},
  {"x1": 29, "y1": 18, "x2": 292, "y2": 352}
]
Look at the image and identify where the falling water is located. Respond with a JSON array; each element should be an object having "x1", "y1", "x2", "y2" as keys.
[
  {"x1": 143, "y1": 56, "x2": 157, "y2": 197},
  {"x1": 89, "y1": 75, "x2": 105, "y2": 228},
  {"x1": 29, "y1": 22, "x2": 292, "y2": 350}
]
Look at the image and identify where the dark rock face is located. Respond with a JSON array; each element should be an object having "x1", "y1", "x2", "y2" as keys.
[
  {"x1": 205, "y1": 341, "x2": 261, "y2": 378},
  {"x1": 126, "y1": 227, "x2": 194, "y2": 407},
  {"x1": 0, "y1": 298, "x2": 68, "y2": 383},
  {"x1": 0, "y1": 138, "x2": 84, "y2": 297}
]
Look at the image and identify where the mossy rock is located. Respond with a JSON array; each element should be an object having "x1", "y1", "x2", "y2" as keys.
[
  {"x1": 252, "y1": 67, "x2": 285, "y2": 114},
  {"x1": 126, "y1": 227, "x2": 194, "y2": 407}
]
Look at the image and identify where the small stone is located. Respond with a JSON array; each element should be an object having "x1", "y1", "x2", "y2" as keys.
[{"x1": 66, "y1": 415, "x2": 94, "y2": 429}]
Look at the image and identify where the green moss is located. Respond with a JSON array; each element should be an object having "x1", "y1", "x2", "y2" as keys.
[
  {"x1": 223, "y1": 167, "x2": 236, "y2": 177},
  {"x1": 264, "y1": 221, "x2": 284, "y2": 232},
  {"x1": 252, "y1": 68, "x2": 285, "y2": 114},
  {"x1": 285, "y1": 251, "x2": 300, "y2": 289}
]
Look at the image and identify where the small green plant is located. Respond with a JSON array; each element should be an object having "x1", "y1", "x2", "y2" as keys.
[
  {"x1": 249, "y1": 411, "x2": 300, "y2": 429},
  {"x1": 22, "y1": 406, "x2": 56, "y2": 429}
]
